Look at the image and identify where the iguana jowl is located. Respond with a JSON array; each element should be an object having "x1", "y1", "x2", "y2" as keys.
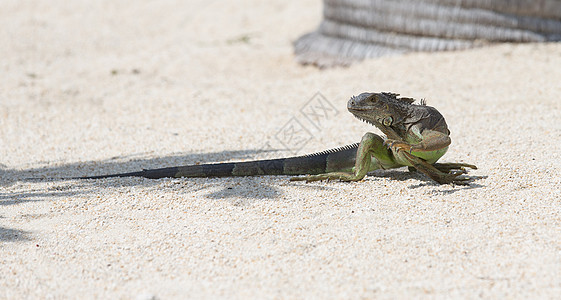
[{"x1": 79, "y1": 92, "x2": 476, "y2": 184}]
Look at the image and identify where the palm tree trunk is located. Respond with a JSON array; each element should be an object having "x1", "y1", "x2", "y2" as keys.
[{"x1": 295, "y1": 0, "x2": 561, "y2": 67}]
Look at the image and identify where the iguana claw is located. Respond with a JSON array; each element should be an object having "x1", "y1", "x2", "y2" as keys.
[
  {"x1": 433, "y1": 162, "x2": 477, "y2": 173},
  {"x1": 432, "y1": 162, "x2": 478, "y2": 185}
]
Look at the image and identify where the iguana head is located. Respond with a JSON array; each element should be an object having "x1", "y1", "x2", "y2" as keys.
[{"x1": 348, "y1": 92, "x2": 418, "y2": 139}]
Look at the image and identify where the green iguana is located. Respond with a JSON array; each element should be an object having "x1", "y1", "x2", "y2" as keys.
[{"x1": 78, "y1": 92, "x2": 476, "y2": 184}]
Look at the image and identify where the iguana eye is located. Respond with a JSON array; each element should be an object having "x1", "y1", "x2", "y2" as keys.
[{"x1": 382, "y1": 116, "x2": 393, "y2": 126}]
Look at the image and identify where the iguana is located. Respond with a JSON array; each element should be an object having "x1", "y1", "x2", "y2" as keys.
[{"x1": 77, "y1": 92, "x2": 476, "y2": 184}]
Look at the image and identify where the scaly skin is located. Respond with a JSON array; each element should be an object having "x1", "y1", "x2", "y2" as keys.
[
  {"x1": 72, "y1": 92, "x2": 475, "y2": 185},
  {"x1": 290, "y1": 92, "x2": 476, "y2": 184}
]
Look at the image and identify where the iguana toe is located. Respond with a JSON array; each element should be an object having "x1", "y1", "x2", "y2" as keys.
[{"x1": 433, "y1": 162, "x2": 477, "y2": 174}]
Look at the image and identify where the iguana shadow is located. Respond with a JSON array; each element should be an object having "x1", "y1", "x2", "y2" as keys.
[
  {"x1": 0, "y1": 149, "x2": 295, "y2": 204},
  {"x1": 0, "y1": 225, "x2": 31, "y2": 242},
  {"x1": 1, "y1": 149, "x2": 483, "y2": 204},
  {"x1": 367, "y1": 169, "x2": 485, "y2": 193}
]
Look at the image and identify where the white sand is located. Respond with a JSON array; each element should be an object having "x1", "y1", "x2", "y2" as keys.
[{"x1": 1, "y1": 0, "x2": 561, "y2": 298}]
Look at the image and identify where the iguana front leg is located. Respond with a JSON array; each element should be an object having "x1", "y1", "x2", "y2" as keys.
[
  {"x1": 385, "y1": 128, "x2": 476, "y2": 184},
  {"x1": 402, "y1": 153, "x2": 475, "y2": 185},
  {"x1": 384, "y1": 128, "x2": 452, "y2": 153},
  {"x1": 290, "y1": 132, "x2": 394, "y2": 182},
  {"x1": 408, "y1": 163, "x2": 477, "y2": 176}
]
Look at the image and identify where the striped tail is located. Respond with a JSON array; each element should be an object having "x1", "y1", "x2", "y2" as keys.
[{"x1": 79, "y1": 144, "x2": 359, "y2": 179}]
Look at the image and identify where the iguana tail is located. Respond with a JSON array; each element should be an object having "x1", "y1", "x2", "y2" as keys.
[{"x1": 79, "y1": 144, "x2": 359, "y2": 179}]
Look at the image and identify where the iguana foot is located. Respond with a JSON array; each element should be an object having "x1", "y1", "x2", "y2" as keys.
[
  {"x1": 402, "y1": 152, "x2": 476, "y2": 185},
  {"x1": 430, "y1": 163, "x2": 477, "y2": 185},
  {"x1": 431, "y1": 171, "x2": 473, "y2": 185},
  {"x1": 290, "y1": 172, "x2": 364, "y2": 182},
  {"x1": 433, "y1": 162, "x2": 477, "y2": 174},
  {"x1": 409, "y1": 164, "x2": 474, "y2": 185}
]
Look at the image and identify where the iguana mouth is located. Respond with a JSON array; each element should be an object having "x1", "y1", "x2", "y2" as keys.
[{"x1": 348, "y1": 107, "x2": 370, "y2": 112}]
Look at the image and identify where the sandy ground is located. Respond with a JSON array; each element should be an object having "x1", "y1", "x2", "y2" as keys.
[{"x1": 1, "y1": 0, "x2": 561, "y2": 299}]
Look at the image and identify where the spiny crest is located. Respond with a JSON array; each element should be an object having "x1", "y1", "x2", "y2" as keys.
[
  {"x1": 303, "y1": 143, "x2": 359, "y2": 157},
  {"x1": 382, "y1": 92, "x2": 425, "y2": 106}
]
